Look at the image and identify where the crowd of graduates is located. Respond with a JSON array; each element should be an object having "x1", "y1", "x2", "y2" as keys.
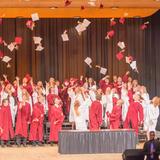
[{"x1": 0, "y1": 71, "x2": 160, "y2": 147}]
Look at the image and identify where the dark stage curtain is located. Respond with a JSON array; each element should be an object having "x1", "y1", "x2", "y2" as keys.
[{"x1": 0, "y1": 11, "x2": 160, "y2": 97}]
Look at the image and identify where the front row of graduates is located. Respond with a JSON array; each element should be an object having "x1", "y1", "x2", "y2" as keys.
[{"x1": 0, "y1": 95, "x2": 64, "y2": 147}]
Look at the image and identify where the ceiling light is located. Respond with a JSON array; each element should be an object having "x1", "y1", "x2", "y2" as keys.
[
  {"x1": 133, "y1": 16, "x2": 141, "y2": 18},
  {"x1": 111, "y1": 6, "x2": 119, "y2": 9},
  {"x1": 50, "y1": 6, "x2": 58, "y2": 9},
  {"x1": 88, "y1": 2, "x2": 96, "y2": 6}
]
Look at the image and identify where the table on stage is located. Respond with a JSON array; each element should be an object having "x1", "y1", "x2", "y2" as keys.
[{"x1": 58, "y1": 129, "x2": 137, "y2": 154}]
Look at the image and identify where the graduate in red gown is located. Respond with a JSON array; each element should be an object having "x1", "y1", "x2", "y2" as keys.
[
  {"x1": 99, "y1": 76, "x2": 111, "y2": 93},
  {"x1": 29, "y1": 95, "x2": 44, "y2": 146},
  {"x1": 49, "y1": 97, "x2": 64, "y2": 145},
  {"x1": 89, "y1": 93, "x2": 103, "y2": 130},
  {"x1": 47, "y1": 87, "x2": 60, "y2": 122},
  {"x1": 124, "y1": 94, "x2": 144, "y2": 134},
  {"x1": 15, "y1": 94, "x2": 31, "y2": 147},
  {"x1": 0, "y1": 99, "x2": 14, "y2": 147},
  {"x1": 59, "y1": 80, "x2": 70, "y2": 118},
  {"x1": 22, "y1": 74, "x2": 33, "y2": 96},
  {"x1": 107, "y1": 99, "x2": 123, "y2": 129}
]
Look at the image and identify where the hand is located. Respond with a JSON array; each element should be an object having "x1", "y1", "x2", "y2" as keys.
[
  {"x1": 54, "y1": 121, "x2": 57, "y2": 125},
  {"x1": 16, "y1": 76, "x2": 20, "y2": 81},
  {"x1": 80, "y1": 75, "x2": 83, "y2": 80},
  {"x1": 3, "y1": 74, "x2": 7, "y2": 80},
  {"x1": 0, "y1": 127, "x2": 3, "y2": 133},
  {"x1": 19, "y1": 103, "x2": 23, "y2": 109},
  {"x1": 106, "y1": 111, "x2": 110, "y2": 117},
  {"x1": 125, "y1": 71, "x2": 130, "y2": 75},
  {"x1": 33, "y1": 118, "x2": 39, "y2": 122}
]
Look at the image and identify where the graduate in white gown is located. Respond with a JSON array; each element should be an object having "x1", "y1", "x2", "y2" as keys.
[
  {"x1": 73, "y1": 99, "x2": 88, "y2": 131},
  {"x1": 140, "y1": 86, "x2": 150, "y2": 131},
  {"x1": 145, "y1": 97, "x2": 160, "y2": 139},
  {"x1": 121, "y1": 83, "x2": 130, "y2": 122}
]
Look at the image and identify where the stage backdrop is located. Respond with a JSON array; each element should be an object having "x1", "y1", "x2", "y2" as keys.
[{"x1": 0, "y1": 11, "x2": 160, "y2": 97}]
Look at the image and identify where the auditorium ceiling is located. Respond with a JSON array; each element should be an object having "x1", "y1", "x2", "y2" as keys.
[{"x1": 0, "y1": 0, "x2": 160, "y2": 18}]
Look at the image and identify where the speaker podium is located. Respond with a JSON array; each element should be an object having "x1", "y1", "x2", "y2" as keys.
[{"x1": 122, "y1": 149, "x2": 144, "y2": 160}]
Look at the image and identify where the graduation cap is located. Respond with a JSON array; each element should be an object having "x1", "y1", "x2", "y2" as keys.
[
  {"x1": 117, "y1": 41, "x2": 125, "y2": 50},
  {"x1": 61, "y1": 30, "x2": 69, "y2": 41},
  {"x1": 105, "y1": 30, "x2": 115, "y2": 39},
  {"x1": 2, "y1": 56, "x2": 11, "y2": 63},
  {"x1": 100, "y1": 67, "x2": 107, "y2": 75},
  {"x1": 110, "y1": 18, "x2": 116, "y2": 26},
  {"x1": 35, "y1": 44, "x2": 44, "y2": 51},
  {"x1": 116, "y1": 51, "x2": 124, "y2": 61},
  {"x1": 26, "y1": 20, "x2": 35, "y2": 30},
  {"x1": 75, "y1": 23, "x2": 86, "y2": 34},
  {"x1": 31, "y1": 13, "x2": 39, "y2": 22},
  {"x1": 140, "y1": 21, "x2": 149, "y2": 30},
  {"x1": 7, "y1": 43, "x2": 15, "y2": 52},
  {"x1": 33, "y1": 36, "x2": 42, "y2": 44},
  {"x1": 65, "y1": 0, "x2": 72, "y2": 7},
  {"x1": 15, "y1": 37, "x2": 22, "y2": 44},
  {"x1": 119, "y1": 18, "x2": 125, "y2": 24},
  {"x1": 130, "y1": 61, "x2": 138, "y2": 72},
  {"x1": 125, "y1": 56, "x2": 133, "y2": 64},
  {"x1": 82, "y1": 19, "x2": 91, "y2": 28},
  {"x1": 84, "y1": 57, "x2": 92, "y2": 68}
]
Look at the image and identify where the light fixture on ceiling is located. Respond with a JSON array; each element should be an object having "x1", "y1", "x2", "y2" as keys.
[
  {"x1": 88, "y1": 1, "x2": 96, "y2": 6},
  {"x1": 50, "y1": 6, "x2": 58, "y2": 9},
  {"x1": 111, "y1": 6, "x2": 119, "y2": 9},
  {"x1": 133, "y1": 16, "x2": 141, "y2": 18}
]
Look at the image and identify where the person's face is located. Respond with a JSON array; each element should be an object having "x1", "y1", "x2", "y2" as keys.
[
  {"x1": 37, "y1": 81, "x2": 43, "y2": 87},
  {"x1": 117, "y1": 77, "x2": 122, "y2": 82},
  {"x1": 113, "y1": 76, "x2": 117, "y2": 82},
  {"x1": 105, "y1": 78, "x2": 109, "y2": 83},
  {"x1": 23, "y1": 77, "x2": 28, "y2": 83},
  {"x1": 88, "y1": 78, "x2": 93, "y2": 83},
  {"x1": 149, "y1": 132, "x2": 155, "y2": 140},
  {"x1": 3, "y1": 100, "x2": 9, "y2": 106}
]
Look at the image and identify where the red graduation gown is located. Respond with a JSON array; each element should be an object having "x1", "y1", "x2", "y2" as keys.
[
  {"x1": 109, "y1": 105, "x2": 122, "y2": 129},
  {"x1": 47, "y1": 93, "x2": 59, "y2": 121},
  {"x1": 15, "y1": 102, "x2": 31, "y2": 138},
  {"x1": 99, "y1": 80, "x2": 111, "y2": 93},
  {"x1": 0, "y1": 105, "x2": 14, "y2": 140},
  {"x1": 89, "y1": 100, "x2": 103, "y2": 130},
  {"x1": 124, "y1": 101, "x2": 143, "y2": 134},
  {"x1": 29, "y1": 102, "x2": 44, "y2": 141},
  {"x1": 49, "y1": 105, "x2": 64, "y2": 142},
  {"x1": 23, "y1": 83, "x2": 33, "y2": 95},
  {"x1": 59, "y1": 87, "x2": 70, "y2": 116}
]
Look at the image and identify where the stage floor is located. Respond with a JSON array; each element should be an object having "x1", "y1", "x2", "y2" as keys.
[{"x1": 0, "y1": 144, "x2": 143, "y2": 160}]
